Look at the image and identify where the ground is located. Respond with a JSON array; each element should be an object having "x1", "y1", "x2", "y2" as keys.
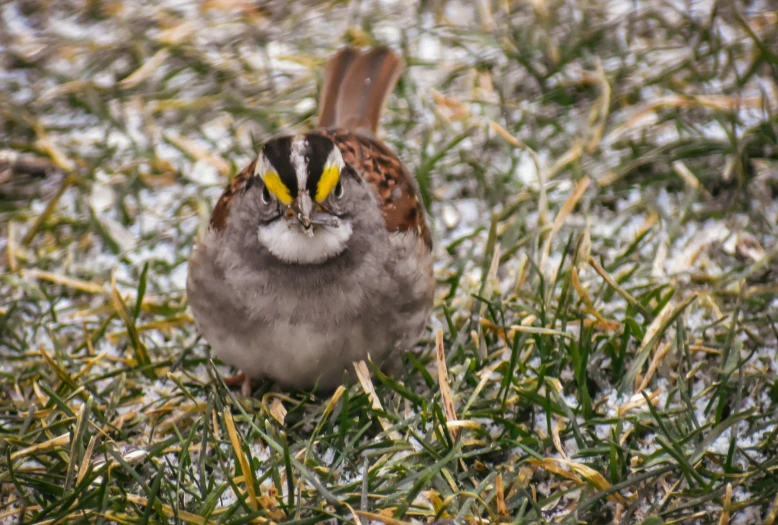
[{"x1": 1, "y1": 0, "x2": 778, "y2": 524}]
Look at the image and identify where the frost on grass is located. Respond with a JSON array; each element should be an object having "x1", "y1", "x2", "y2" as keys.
[{"x1": 1, "y1": 0, "x2": 778, "y2": 524}]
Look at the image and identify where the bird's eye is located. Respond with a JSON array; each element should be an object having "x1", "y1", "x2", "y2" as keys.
[
  {"x1": 261, "y1": 185, "x2": 272, "y2": 204},
  {"x1": 334, "y1": 180, "x2": 344, "y2": 199}
]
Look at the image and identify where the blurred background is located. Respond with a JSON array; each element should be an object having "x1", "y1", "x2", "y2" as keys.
[{"x1": 1, "y1": 1, "x2": 777, "y2": 524}]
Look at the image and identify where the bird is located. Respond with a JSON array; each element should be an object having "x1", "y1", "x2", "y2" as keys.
[{"x1": 187, "y1": 46, "x2": 434, "y2": 394}]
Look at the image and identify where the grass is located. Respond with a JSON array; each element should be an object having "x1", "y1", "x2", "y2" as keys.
[{"x1": 1, "y1": 0, "x2": 778, "y2": 524}]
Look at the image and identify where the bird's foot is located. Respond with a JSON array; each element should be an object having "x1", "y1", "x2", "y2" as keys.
[{"x1": 223, "y1": 372, "x2": 253, "y2": 397}]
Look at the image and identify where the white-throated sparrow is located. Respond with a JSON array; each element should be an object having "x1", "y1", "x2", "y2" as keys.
[{"x1": 187, "y1": 47, "x2": 433, "y2": 393}]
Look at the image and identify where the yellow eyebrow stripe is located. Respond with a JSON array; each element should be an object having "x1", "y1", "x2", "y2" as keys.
[
  {"x1": 316, "y1": 164, "x2": 340, "y2": 202},
  {"x1": 262, "y1": 171, "x2": 293, "y2": 205}
]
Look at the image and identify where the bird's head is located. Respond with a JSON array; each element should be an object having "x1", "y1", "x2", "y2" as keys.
[{"x1": 250, "y1": 133, "x2": 373, "y2": 265}]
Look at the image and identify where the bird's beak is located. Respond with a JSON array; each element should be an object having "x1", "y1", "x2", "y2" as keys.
[
  {"x1": 289, "y1": 192, "x2": 340, "y2": 232},
  {"x1": 291, "y1": 192, "x2": 314, "y2": 231}
]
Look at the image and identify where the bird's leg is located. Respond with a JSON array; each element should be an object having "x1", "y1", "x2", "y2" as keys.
[
  {"x1": 222, "y1": 372, "x2": 253, "y2": 396},
  {"x1": 241, "y1": 375, "x2": 253, "y2": 397},
  {"x1": 222, "y1": 372, "x2": 245, "y2": 387}
]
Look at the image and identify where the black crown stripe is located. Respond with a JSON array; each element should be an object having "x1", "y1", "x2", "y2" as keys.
[
  {"x1": 262, "y1": 136, "x2": 298, "y2": 198},
  {"x1": 305, "y1": 134, "x2": 335, "y2": 198}
]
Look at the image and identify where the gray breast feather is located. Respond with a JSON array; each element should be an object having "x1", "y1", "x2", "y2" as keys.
[{"x1": 187, "y1": 227, "x2": 433, "y2": 391}]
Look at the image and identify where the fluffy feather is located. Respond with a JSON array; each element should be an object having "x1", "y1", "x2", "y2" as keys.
[
  {"x1": 187, "y1": 47, "x2": 433, "y2": 391},
  {"x1": 257, "y1": 221, "x2": 353, "y2": 264}
]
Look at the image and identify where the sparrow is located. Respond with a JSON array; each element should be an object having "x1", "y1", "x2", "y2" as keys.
[{"x1": 187, "y1": 46, "x2": 434, "y2": 393}]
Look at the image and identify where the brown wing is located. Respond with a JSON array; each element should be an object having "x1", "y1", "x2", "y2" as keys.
[
  {"x1": 320, "y1": 129, "x2": 432, "y2": 250},
  {"x1": 317, "y1": 47, "x2": 430, "y2": 250},
  {"x1": 209, "y1": 159, "x2": 256, "y2": 231}
]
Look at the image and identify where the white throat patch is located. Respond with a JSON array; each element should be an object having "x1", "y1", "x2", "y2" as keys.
[{"x1": 257, "y1": 221, "x2": 353, "y2": 264}]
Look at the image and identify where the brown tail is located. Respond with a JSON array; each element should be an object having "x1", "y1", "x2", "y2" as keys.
[{"x1": 318, "y1": 46, "x2": 403, "y2": 134}]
